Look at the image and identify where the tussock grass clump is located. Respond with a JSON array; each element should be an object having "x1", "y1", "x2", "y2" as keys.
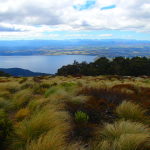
[
  {"x1": 27, "y1": 98, "x2": 48, "y2": 112},
  {"x1": 39, "y1": 83, "x2": 51, "y2": 89},
  {"x1": 116, "y1": 101, "x2": 147, "y2": 122},
  {"x1": 113, "y1": 134, "x2": 149, "y2": 150},
  {"x1": 0, "y1": 98, "x2": 13, "y2": 111},
  {"x1": 19, "y1": 77, "x2": 28, "y2": 84},
  {"x1": 60, "y1": 82, "x2": 77, "y2": 91},
  {"x1": 94, "y1": 120, "x2": 150, "y2": 150},
  {"x1": 25, "y1": 129, "x2": 66, "y2": 150},
  {"x1": 67, "y1": 95, "x2": 88, "y2": 104},
  {"x1": 45, "y1": 82, "x2": 77, "y2": 98},
  {"x1": 7, "y1": 85, "x2": 20, "y2": 94},
  {"x1": 26, "y1": 132, "x2": 86, "y2": 150},
  {"x1": 21, "y1": 82, "x2": 34, "y2": 90},
  {"x1": 15, "y1": 108, "x2": 30, "y2": 121},
  {"x1": 65, "y1": 143, "x2": 86, "y2": 150},
  {"x1": 45, "y1": 86, "x2": 60, "y2": 97},
  {"x1": 100, "y1": 121, "x2": 148, "y2": 140},
  {"x1": 13, "y1": 107, "x2": 70, "y2": 149},
  {"x1": 32, "y1": 84, "x2": 46, "y2": 95},
  {"x1": 13, "y1": 89, "x2": 33, "y2": 109},
  {"x1": 0, "y1": 91, "x2": 11, "y2": 99}
]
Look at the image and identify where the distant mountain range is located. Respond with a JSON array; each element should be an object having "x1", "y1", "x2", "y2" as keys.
[
  {"x1": 0, "y1": 68, "x2": 49, "y2": 77},
  {"x1": 0, "y1": 39, "x2": 150, "y2": 57}
]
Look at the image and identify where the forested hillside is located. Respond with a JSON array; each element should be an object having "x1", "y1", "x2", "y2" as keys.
[{"x1": 57, "y1": 57, "x2": 150, "y2": 76}]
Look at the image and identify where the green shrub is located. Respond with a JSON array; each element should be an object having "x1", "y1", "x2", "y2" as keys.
[
  {"x1": 75, "y1": 111, "x2": 89, "y2": 123},
  {"x1": 116, "y1": 101, "x2": 147, "y2": 122}
]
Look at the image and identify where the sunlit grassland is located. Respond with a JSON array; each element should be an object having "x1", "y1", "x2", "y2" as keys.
[{"x1": 0, "y1": 75, "x2": 149, "y2": 150}]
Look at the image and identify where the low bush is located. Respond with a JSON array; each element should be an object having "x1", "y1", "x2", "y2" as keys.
[
  {"x1": 79, "y1": 87, "x2": 130, "y2": 105},
  {"x1": 75, "y1": 111, "x2": 89, "y2": 123}
]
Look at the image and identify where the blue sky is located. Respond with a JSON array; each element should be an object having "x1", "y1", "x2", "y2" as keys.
[
  {"x1": 101, "y1": 5, "x2": 116, "y2": 10},
  {"x1": 73, "y1": 0, "x2": 96, "y2": 10},
  {"x1": 0, "y1": 0, "x2": 150, "y2": 40}
]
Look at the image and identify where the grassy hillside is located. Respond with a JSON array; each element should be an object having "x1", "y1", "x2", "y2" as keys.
[{"x1": 0, "y1": 75, "x2": 149, "y2": 150}]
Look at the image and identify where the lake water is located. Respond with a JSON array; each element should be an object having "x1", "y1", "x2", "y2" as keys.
[{"x1": 0, "y1": 55, "x2": 96, "y2": 74}]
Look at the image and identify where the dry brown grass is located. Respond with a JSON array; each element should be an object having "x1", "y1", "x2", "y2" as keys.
[{"x1": 0, "y1": 76, "x2": 150, "y2": 150}]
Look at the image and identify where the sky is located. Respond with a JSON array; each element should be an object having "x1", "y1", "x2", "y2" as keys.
[{"x1": 0, "y1": 0, "x2": 150, "y2": 40}]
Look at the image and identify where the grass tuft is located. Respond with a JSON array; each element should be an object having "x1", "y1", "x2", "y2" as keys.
[
  {"x1": 13, "y1": 107, "x2": 70, "y2": 149},
  {"x1": 94, "y1": 120, "x2": 150, "y2": 150},
  {"x1": 15, "y1": 108, "x2": 30, "y2": 121},
  {"x1": 116, "y1": 101, "x2": 147, "y2": 122}
]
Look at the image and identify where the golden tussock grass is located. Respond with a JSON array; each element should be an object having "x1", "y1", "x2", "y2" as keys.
[
  {"x1": 116, "y1": 101, "x2": 148, "y2": 123},
  {"x1": 94, "y1": 120, "x2": 150, "y2": 150},
  {"x1": 15, "y1": 108, "x2": 30, "y2": 121},
  {"x1": 13, "y1": 89, "x2": 33, "y2": 109},
  {"x1": 13, "y1": 106, "x2": 71, "y2": 149},
  {"x1": 0, "y1": 76, "x2": 150, "y2": 150}
]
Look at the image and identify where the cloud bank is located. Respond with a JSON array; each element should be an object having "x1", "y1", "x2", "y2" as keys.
[{"x1": 0, "y1": 0, "x2": 150, "y2": 39}]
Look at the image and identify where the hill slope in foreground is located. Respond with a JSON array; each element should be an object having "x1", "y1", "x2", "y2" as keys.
[{"x1": 0, "y1": 75, "x2": 149, "y2": 150}]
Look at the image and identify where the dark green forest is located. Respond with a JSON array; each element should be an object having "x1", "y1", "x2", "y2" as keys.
[{"x1": 57, "y1": 57, "x2": 150, "y2": 76}]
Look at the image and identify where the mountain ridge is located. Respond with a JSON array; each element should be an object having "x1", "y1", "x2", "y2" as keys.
[{"x1": 0, "y1": 68, "x2": 49, "y2": 77}]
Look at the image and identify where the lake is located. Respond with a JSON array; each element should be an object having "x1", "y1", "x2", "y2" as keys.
[{"x1": 0, "y1": 55, "x2": 96, "y2": 74}]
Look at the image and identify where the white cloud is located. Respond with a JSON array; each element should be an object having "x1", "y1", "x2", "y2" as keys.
[
  {"x1": 0, "y1": 31, "x2": 59, "y2": 40},
  {"x1": 98, "y1": 34, "x2": 112, "y2": 37},
  {"x1": 0, "y1": 0, "x2": 150, "y2": 39}
]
